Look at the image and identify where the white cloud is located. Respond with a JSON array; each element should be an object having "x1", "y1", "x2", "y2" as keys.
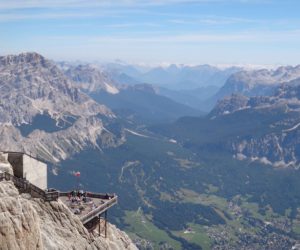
[
  {"x1": 44, "y1": 29, "x2": 300, "y2": 44},
  {"x1": 168, "y1": 16, "x2": 260, "y2": 25},
  {"x1": 0, "y1": 12, "x2": 95, "y2": 21},
  {"x1": 0, "y1": 0, "x2": 270, "y2": 10}
]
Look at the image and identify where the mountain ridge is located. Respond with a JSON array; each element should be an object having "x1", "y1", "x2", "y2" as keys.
[
  {"x1": 212, "y1": 65, "x2": 300, "y2": 102},
  {"x1": 0, "y1": 52, "x2": 122, "y2": 162},
  {"x1": 152, "y1": 74, "x2": 300, "y2": 169}
]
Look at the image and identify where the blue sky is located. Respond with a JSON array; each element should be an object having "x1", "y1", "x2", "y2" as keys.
[{"x1": 1, "y1": 0, "x2": 300, "y2": 65}]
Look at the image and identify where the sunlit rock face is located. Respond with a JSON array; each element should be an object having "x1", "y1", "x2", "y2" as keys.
[
  {"x1": 214, "y1": 65, "x2": 300, "y2": 100},
  {"x1": 210, "y1": 76, "x2": 300, "y2": 168},
  {"x1": 0, "y1": 180, "x2": 137, "y2": 250},
  {"x1": 0, "y1": 152, "x2": 13, "y2": 174},
  {"x1": 0, "y1": 52, "x2": 125, "y2": 163},
  {"x1": 64, "y1": 64, "x2": 120, "y2": 94}
]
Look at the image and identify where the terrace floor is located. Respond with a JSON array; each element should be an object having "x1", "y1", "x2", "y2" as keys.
[{"x1": 59, "y1": 195, "x2": 108, "y2": 218}]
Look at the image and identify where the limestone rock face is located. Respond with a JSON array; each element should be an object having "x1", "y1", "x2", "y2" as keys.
[
  {"x1": 0, "y1": 181, "x2": 43, "y2": 250},
  {"x1": 0, "y1": 152, "x2": 13, "y2": 174},
  {"x1": 64, "y1": 64, "x2": 119, "y2": 94},
  {"x1": 0, "y1": 52, "x2": 125, "y2": 163},
  {"x1": 0, "y1": 181, "x2": 137, "y2": 250},
  {"x1": 208, "y1": 76, "x2": 300, "y2": 168},
  {"x1": 214, "y1": 65, "x2": 300, "y2": 100}
]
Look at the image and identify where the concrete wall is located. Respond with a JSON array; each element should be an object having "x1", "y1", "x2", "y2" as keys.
[
  {"x1": 22, "y1": 154, "x2": 47, "y2": 189},
  {"x1": 7, "y1": 152, "x2": 47, "y2": 190},
  {"x1": 7, "y1": 153, "x2": 23, "y2": 178}
]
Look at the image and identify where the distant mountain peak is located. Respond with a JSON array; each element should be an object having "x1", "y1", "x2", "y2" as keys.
[
  {"x1": 0, "y1": 52, "x2": 49, "y2": 67},
  {"x1": 210, "y1": 65, "x2": 300, "y2": 107},
  {"x1": 210, "y1": 93, "x2": 249, "y2": 116},
  {"x1": 64, "y1": 63, "x2": 119, "y2": 94}
]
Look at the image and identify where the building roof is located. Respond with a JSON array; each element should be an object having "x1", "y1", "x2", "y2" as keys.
[{"x1": 1, "y1": 151, "x2": 46, "y2": 163}]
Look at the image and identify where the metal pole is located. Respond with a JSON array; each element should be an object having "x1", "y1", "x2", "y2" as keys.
[
  {"x1": 105, "y1": 210, "x2": 107, "y2": 238},
  {"x1": 99, "y1": 215, "x2": 101, "y2": 236}
]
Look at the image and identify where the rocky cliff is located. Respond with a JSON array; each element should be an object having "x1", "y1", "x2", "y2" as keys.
[
  {"x1": 64, "y1": 64, "x2": 119, "y2": 94},
  {"x1": 0, "y1": 157, "x2": 137, "y2": 250},
  {"x1": 212, "y1": 65, "x2": 300, "y2": 102},
  {"x1": 0, "y1": 52, "x2": 124, "y2": 163},
  {"x1": 211, "y1": 77, "x2": 300, "y2": 168}
]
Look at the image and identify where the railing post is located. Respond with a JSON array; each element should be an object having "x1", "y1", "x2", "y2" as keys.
[
  {"x1": 105, "y1": 210, "x2": 107, "y2": 238},
  {"x1": 99, "y1": 215, "x2": 101, "y2": 235}
]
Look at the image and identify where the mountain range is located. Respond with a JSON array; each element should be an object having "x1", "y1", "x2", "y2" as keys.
[
  {"x1": 98, "y1": 63, "x2": 300, "y2": 112},
  {"x1": 63, "y1": 63, "x2": 203, "y2": 124},
  {"x1": 2, "y1": 52, "x2": 300, "y2": 249},
  {"x1": 105, "y1": 63, "x2": 241, "y2": 90},
  {"x1": 152, "y1": 71, "x2": 300, "y2": 169},
  {"x1": 211, "y1": 65, "x2": 300, "y2": 103}
]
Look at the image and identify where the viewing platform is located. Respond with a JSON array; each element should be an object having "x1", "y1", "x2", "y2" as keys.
[
  {"x1": 59, "y1": 191, "x2": 118, "y2": 236},
  {"x1": 0, "y1": 171, "x2": 118, "y2": 237}
]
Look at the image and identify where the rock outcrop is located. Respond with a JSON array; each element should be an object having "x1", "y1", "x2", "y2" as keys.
[
  {"x1": 0, "y1": 152, "x2": 13, "y2": 174},
  {"x1": 212, "y1": 65, "x2": 300, "y2": 101},
  {"x1": 64, "y1": 64, "x2": 119, "y2": 94},
  {"x1": 0, "y1": 181, "x2": 136, "y2": 250},
  {"x1": 210, "y1": 77, "x2": 300, "y2": 168},
  {"x1": 0, "y1": 52, "x2": 124, "y2": 163},
  {"x1": 0, "y1": 180, "x2": 137, "y2": 250},
  {"x1": 0, "y1": 162, "x2": 137, "y2": 250}
]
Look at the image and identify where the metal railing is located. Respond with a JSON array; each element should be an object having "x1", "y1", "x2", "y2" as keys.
[
  {"x1": 59, "y1": 191, "x2": 69, "y2": 197},
  {"x1": 0, "y1": 171, "x2": 59, "y2": 201},
  {"x1": 84, "y1": 192, "x2": 116, "y2": 200},
  {"x1": 58, "y1": 191, "x2": 118, "y2": 225},
  {"x1": 80, "y1": 196, "x2": 118, "y2": 225},
  {"x1": 59, "y1": 192, "x2": 115, "y2": 199}
]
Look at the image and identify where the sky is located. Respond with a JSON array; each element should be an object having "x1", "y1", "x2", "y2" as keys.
[{"x1": 1, "y1": 0, "x2": 300, "y2": 65}]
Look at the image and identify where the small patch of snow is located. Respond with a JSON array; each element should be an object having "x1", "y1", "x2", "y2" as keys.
[
  {"x1": 273, "y1": 160, "x2": 296, "y2": 168},
  {"x1": 259, "y1": 157, "x2": 272, "y2": 165},
  {"x1": 283, "y1": 122, "x2": 300, "y2": 132},
  {"x1": 125, "y1": 129, "x2": 149, "y2": 138},
  {"x1": 52, "y1": 167, "x2": 59, "y2": 176},
  {"x1": 235, "y1": 153, "x2": 247, "y2": 160},
  {"x1": 104, "y1": 82, "x2": 119, "y2": 94}
]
